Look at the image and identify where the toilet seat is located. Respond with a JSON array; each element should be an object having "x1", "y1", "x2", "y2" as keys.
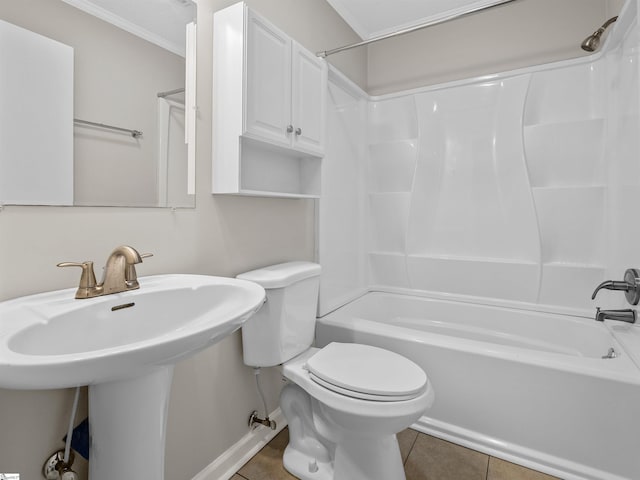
[{"x1": 305, "y1": 342, "x2": 427, "y2": 402}]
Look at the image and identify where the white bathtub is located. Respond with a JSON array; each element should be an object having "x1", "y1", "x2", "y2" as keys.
[{"x1": 315, "y1": 291, "x2": 640, "y2": 480}]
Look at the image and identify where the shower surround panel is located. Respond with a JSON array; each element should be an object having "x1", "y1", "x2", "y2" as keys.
[
  {"x1": 365, "y1": 61, "x2": 607, "y2": 311},
  {"x1": 316, "y1": 4, "x2": 640, "y2": 479}
]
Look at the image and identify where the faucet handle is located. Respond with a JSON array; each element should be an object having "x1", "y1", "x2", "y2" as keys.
[
  {"x1": 591, "y1": 280, "x2": 631, "y2": 299},
  {"x1": 625, "y1": 269, "x2": 640, "y2": 305},
  {"x1": 591, "y1": 268, "x2": 640, "y2": 305},
  {"x1": 57, "y1": 261, "x2": 98, "y2": 299},
  {"x1": 124, "y1": 252, "x2": 153, "y2": 289}
]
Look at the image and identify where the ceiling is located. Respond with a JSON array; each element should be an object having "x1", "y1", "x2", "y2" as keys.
[
  {"x1": 60, "y1": 0, "x2": 195, "y2": 56},
  {"x1": 326, "y1": 0, "x2": 513, "y2": 39},
  {"x1": 60, "y1": 0, "x2": 513, "y2": 56}
]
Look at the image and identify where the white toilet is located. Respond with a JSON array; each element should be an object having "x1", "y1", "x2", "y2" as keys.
[{"x1": 238, "y1": 261, "x2": 434, "y2": 480}]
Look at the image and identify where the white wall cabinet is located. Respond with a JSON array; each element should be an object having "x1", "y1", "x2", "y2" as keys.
[
  {"x1": 213, "y1": 2, "x2": 326, "y2": 197},
  {"x1": 290, "y1": 44, "x2": 327, "y2": 154}
]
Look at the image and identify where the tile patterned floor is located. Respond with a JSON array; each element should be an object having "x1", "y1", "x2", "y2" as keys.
[{"x1": 233, "y1": 428, "x2": 560, "y2": 480}]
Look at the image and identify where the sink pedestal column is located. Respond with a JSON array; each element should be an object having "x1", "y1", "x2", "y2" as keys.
[{"x1": 88, "y1": 366, "x2": 174, "y2": 480}]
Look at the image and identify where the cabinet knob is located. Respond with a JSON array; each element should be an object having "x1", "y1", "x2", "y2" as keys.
[
  {"x1": 295, "y1": 127, "x2": 302, "y2": 136},
  {"x1": 286, "y1": 124, "x2": 294, "y2": 133}
]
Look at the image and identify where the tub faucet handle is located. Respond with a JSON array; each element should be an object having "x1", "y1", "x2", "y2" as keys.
[
  {"x1": 591, "y1": 268, "x2": 640, "y2": 305},
  {"x1": 591, "y1": 280, "x2": 632, "y2": 299}
]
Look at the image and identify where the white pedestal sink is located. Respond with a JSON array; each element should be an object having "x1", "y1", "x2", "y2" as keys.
[{"x1": 0, "y1": 274, "x2": 266, "y2": 479}]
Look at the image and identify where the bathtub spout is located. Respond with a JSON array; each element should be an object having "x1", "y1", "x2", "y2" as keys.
[{"x1": 595, "y1": 307, "x2": 636, "y2": 323}]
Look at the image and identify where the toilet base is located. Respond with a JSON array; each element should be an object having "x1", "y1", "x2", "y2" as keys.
[
  {"x1": 283, "y1": 444, "x2": 333, "y2": 480},
  {"x1": 332, "y1": 434, "x2": 405, "y2": 480},
  {"x1": 283, "y1": 432, "x2": 406, "y2": 480},
  {"x1": 281, "y1": 382, "x2": 408, "y2": 480},
  {"x1": 283, "y1": 427, "x2": 407, "y2": 480}
]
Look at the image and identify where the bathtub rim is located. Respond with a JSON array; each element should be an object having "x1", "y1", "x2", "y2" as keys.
[
  {"x1": 319, "y1": 285, "x2": 595, "y2": 320},
  {"x1": 317, "y1": 288, "x2": 640, "y2": 386}
]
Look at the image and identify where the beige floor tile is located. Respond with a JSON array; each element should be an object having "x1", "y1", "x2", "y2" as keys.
[
  {"x1": 404, "y1": 433, "x2": 489, "y2": 480},
  {"x1": 231, "y1": 475, "x2": 248, "y2": 480},
  {"x1": 487, "y1": 457, "x2": 560, "y2": 480},
  {"x1": 397, "y1": 428, "x2": 419, "y2": 463},
  {"x1": 238, "y1": 428, "x2": 298, "y2": 480}
]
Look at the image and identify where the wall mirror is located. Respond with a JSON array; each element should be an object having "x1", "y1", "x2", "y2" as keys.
[{"x1": 0, "y1": 0, "x2": 196, "y2": 208}]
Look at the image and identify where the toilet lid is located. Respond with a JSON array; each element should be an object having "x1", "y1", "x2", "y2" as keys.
[{"x1": 305, "y1": 343, "x2": 427, "y2": 402}]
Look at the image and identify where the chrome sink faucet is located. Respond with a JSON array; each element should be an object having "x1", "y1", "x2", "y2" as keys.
[
  {"x1": 592, "y1": 268, "x2": 640, "y2": 324},
  {"x1": 58, "y1": 245, "x2": 152, "y2": 299}
]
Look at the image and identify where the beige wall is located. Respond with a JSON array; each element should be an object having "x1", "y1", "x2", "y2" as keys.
[
  {"x1": 366, "y1": 0, "x2": 623, "y2": 95},
  {"x1": 608, "y1": 0, "x2": 626, "y2": 17},
  {"x1": 0, "y1": 1, "x2": 364, "y2": 480}
]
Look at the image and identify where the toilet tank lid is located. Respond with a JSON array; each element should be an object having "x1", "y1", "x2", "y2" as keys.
[{"x1": 236, "y1": 261, "x2": 321, "y2": 289}]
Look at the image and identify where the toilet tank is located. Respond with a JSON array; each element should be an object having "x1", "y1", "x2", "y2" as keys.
[{"x1": 237, "y1": 262, "x2": 321, "y2": 367}]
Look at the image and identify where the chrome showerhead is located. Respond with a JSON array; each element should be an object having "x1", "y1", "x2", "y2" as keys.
[
  {"x1": 581, "y1": 16, "x2": 618, "y2": 52},
  {"x1": 581, "y1": 31, "x2": 603, "y2": 52}
]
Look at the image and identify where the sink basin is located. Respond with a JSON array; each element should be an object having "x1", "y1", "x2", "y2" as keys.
[
  {"x1": 0, "y1": 273, "x2": 265, "y2": 480},
  {"x1": 0, "y1": 274, "x2": 265, "y2": 389}
]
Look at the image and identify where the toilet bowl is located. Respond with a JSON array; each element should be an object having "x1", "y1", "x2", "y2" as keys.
[
  {"x1": 238, "y1": 262, "x2": 434, "y2": 480},
  {"x1": 281, "y1": 346, "x2": 433, "y2": 480}
]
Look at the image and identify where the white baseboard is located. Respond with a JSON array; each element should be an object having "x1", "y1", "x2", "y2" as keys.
[{"x1": 192, "y1": 408, "x2": 287, "y2": 480}]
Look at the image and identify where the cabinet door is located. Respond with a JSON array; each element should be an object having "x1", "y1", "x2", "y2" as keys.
[
  {"x1": 291, "y1": 42, "x2": 327, "y2": 155},
  {"x1": 244, "y1": 10, "x2": 292, "y2": 147}
]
